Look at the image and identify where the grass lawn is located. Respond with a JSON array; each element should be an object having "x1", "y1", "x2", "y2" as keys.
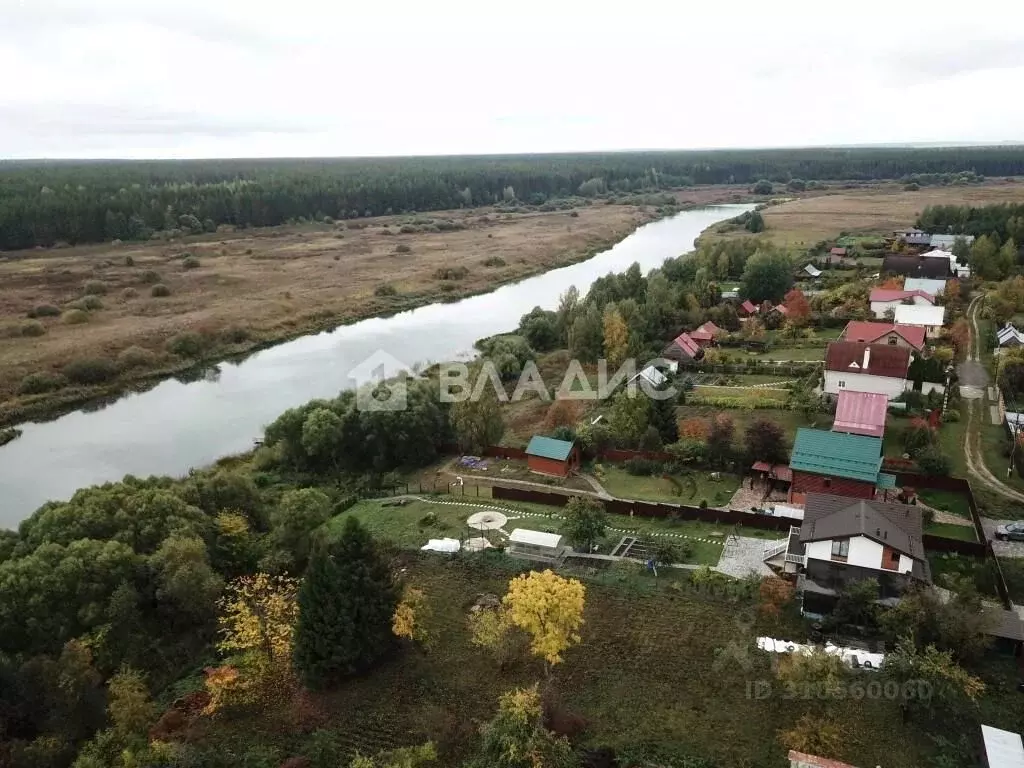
[
  {"x1": 597, "y1": 465, "x2": 741, "y2": 507},
  {"x1": 690, "y1": 385, "x2": 789, "y2": 407},
  {"x1": 743, "y1": 345, "x2": 827, "y2": 361},
  {"x1": 978, "y1": 420, "x2": 1024, "y2": 493},
  {"x1": 198, "y1": 552, "x2": 1021, "y2": 768},
  {"x1": 924, "y1": 522, "x2": 977, "y2": 542},
  {"x1": 938, "y1": 418, "x2": 969, "y2": 477},
  {"x1": 675, "y1": 405, "x2": 824, "y2": 445},
  {"x1": 917, "y1": 488, "x2": 973, "y2": 519},
  {"x1": 926, "y1": 551, "x2": 1003, "y2": 598}
]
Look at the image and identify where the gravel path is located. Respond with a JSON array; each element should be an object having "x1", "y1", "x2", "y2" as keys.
[{"x1": 714, "y1": 535, "x2": 776, "y2": 578}]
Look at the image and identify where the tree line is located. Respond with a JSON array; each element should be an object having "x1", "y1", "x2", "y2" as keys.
[{"x1": 4, "y1": 146, "x2": 1024, "y2": 248}]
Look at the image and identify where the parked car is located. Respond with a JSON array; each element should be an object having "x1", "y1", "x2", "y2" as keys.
[{"x1": 995, "y1": 522, "x2": 1024, "y2": 541}]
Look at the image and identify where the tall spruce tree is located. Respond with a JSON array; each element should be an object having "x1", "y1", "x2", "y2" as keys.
[{"x1": 293, "y1": 517, "x2": 399, "y2": 689}]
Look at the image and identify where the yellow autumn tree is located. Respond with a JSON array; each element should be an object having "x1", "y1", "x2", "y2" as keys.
[
  {"x1": 202, "y1": 665, "x2": 247, "y2": 715},
  {"x1": 503, "y1": 569, "x2": 585, "y2": 668},
  {"x1": 217, "y1": 573, "x2": 299, "y2": 671},
  {"x1": 392, "y1": 587, "x2": 432, "y2": 647},
  {"x1": 602, "y1": 307, "x2": 629, "y2": 369}
]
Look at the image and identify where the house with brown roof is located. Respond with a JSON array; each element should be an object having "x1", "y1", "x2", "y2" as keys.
[
  {"x1": 840, "y1": 321, "x2": 926, "y2": 351},
  {"x1": 881, "y1": 254, "x2": 953, "y2": 279},
  {"x1": 689, "y1": 321, "x2": 725, "y2": 346},
  {"x1": 661, "y1": 332, "x2": 704, "y2": 363},
  {"x1": 766, "y1": 493, "x2": 929, "y2": 615},
  {"x1": 823, "y1": 342, "x2": 911, "y2": 400},
  {"x1": 739, "y1": 299, "x2": 758, "y2": 317}
]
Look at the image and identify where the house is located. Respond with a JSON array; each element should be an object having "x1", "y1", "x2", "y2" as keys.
[
  {"x1": 893, "y1": 304, "x2": 946, "y2": 339},
  {"x1": 997, "y1": 323, "x2": 1024, "y2": 348},
  {"x1": 689, "y1": 321, "x2": 726, "y2": 346},
  {"x1": 881, "y1": 254, "x2": 953, "y2": 279},
  {"x1": 869, "y1": 287, "x2": 935, "y2": 319},
  {"x1": 628, "y1": 365, "x2": 668, "y2": 389},
  {"x1": 525, "y1": 435, "x2": 580, "y2": 477},
  {"x1": 739, "y1": 299, "x2": 758, "y2": 317},
  {"x1": 903, "y1": 277, "x2": 946, "y2": 296},
  {"x1": 901, "y1": 229, "x2": 933, "y2": 247},
  {"x1": 802, "y1": 263, "x2": 822, "y2": 278},
  {"x1": 793, "y1": 493, "x2": 929, "y2": 613},
  {"x1": 841, "y1": 321, "x2": 926, "y2": 351},
  {"x1": 824, "y1": 342, "x2": 911, "y2": 400},
  {"x1": 930, "y1": 233, "x2": 974, "y2": 250},
  {"x1": 832, "y1": 390, "x2": 889, "y2": 438},
  {"x1": 769, "y1": 303, "x2": 789, "y2": 319},
  {"x1": 720, "y1": 288, "x2": 739, "y2": 299},
  {"x1": 788, "y1": 429, "x2": 896, "y2": 502},
  {"x1": 506, "y1": 529, "x2": 567, "y2": 563},
  {"x1": 662, "y1": 332, "x2": 704, "y2": 362}
]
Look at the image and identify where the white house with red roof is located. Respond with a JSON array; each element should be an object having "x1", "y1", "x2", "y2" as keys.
[{"x1": 869, "y1": 288, "x2": 935, "y2": 319}]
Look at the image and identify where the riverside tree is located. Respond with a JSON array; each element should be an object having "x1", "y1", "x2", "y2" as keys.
[{"x1": 293, "y1": 517, "x2": 398, "y2": 688}]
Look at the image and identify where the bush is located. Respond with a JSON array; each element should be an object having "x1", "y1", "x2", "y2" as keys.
[
  {"x1": 150, "y1": 284, "x2": 171, "y2": 297},
  {"x1": 624, "y1": 457, "x2": 663, "y2": 476},
  {"x1": 63, "y1": 357, "x2": 118, "y2": 385},
  {"x1": 121, "y1": 287, "x2": 138, "y2": 300},
  {"x1": 166, "y1": 332, "x2": 207, "y2": 358},
  {"x1": 394, "y1": 244, "x2": 411, "y2": 254},
  {"x1": 916, "y1": 446, "x2": 951, "y2": 476},
  {"x1": 71, "y1": 295, "x2": 103, "y2": 311},
  {"x1": 82, "y1": 280, "x2": 108, "y2": 296},
  {"x1": 18, "y1": 371, "x2": 68, "y2": 395},
  {"x1": 61, "y1": 309, "x2": 89, "y2": 325},
  {"x1": 434, "y1": 266, "x2": 469, "y2": 281},
  {"x1": 223, "y1": 326, "x2": 250, "y2": 344},
  {"x1": 374, "y1": 283, "x2": 398, "y2": 297},
  {"x1": 944, "y1": 409, "x2": 960, "y2": 423},
  {"x1": 140, "y1": 269, "x2": 161, "y2": 284},
  {"x1": 27, "y1": 304, "x2": 60, "y2": 318},
  {"x1": 482, "y1": 256, "x2": 506, "y2": 267},
  {"x1": 182, "y1": 256, "x2": 201, "y2": 269},
  {"x1": 19, "y1": 320, "x2": 46, "y2": 337},
  {"x1": 117, "y1": 346, "x2": 155, "y2": 369},
  {"x1": 125, "y1": 255, "x2": 135, "y2": 266}
]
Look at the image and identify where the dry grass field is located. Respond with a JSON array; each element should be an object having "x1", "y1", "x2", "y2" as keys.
[
  {"x1": 0, "y1": 204, "x2": 659, "y2": 421},
  {"x1": 757, "y1": 180, "x2": 1024, "y2": 247}
]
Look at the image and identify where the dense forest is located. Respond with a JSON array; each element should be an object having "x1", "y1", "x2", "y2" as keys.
[
  {"x1": 3, "y1": 146, "x2": 1024, "y2": 250},
  {"x1": 917, "y1": 203, "x2": 1024, "y2": 242}
]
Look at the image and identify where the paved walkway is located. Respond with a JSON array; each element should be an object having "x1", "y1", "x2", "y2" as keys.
[{"x1": 714, "y1": 535, "x2": 776, "y2": 578}]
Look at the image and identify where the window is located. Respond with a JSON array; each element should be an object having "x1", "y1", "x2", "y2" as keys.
[
  {"x1": 838, "y1": 380, "x2": 846, "y2": 388},
  {"x1": 831, "y1": 539, "x2": 849, "y2": 558},
  {"x1": 888, "y1": 335, "x2": 898, "y2": 345},
  {"x1": 823, "y1": 478, "x2": 832, "y2": 488}
]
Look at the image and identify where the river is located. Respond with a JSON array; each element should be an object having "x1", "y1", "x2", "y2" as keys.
[{"x1": 0, "y1": 204, "x2": 750, "y2": 526}]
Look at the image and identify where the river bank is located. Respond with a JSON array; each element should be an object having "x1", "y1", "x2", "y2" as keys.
[
  {"x1": 0, "y1": 204, "x2": 751, "y2": 524},
  {"x1": 1, "y1": 203, "x2": 666, "y2": 428}
]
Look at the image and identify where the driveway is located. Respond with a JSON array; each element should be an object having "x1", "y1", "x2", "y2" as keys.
[{"x1": 980, "y1": 518, "x2": 1024, "y2": 558}]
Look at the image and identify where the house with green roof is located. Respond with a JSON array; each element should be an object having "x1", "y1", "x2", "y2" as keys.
[
  {"x1": 525, "y1": 435, "x2": 580, "y2": 477},
  {"x1": 788, "y1": 428, "x2": 896, "y2": 503}
]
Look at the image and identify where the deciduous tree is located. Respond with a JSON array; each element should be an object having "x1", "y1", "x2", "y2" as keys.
[
  {"x1": 560, "y1": 497, "x2": 606, "y2": 552},
  {"x1": 217, "y1": 573, "x2": 299, "y2": 672},
  {"x1": 503, "y1": 570, "x2": 585, "y2": 668},
  {"x1": 451, "y1": 365, "x2": 505, "y2": 451},
  {"x1": 744, "y1": 418, "x2": 787, "y2": 465},
  {"x1": 464, "y1": 686, "x2": 576, "y2": 768},
  {"x1": 392, "y1": 587, "x2": 432, "y2": 648},
  {"x1": 783, "y1": 288, "x2": 810, "y2": 327},
  {"x1": 740, "y1": 249, "x2": 793, "y2": 304},
  {"x1": 602, "y1": 306, "x2": 629, "y2": 368}
]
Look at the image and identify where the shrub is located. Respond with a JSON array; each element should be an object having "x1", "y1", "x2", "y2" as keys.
[
  {"x1": 944, "y1": 409, "x2": 960, "y2": 423},
  {"x1": 482, "y1": 256, "x2": 506, "y2": 267},
  {"x1": 166, "y1": 332, "x2": 207, "y2": 358},
  {"x1": 394, "y1": 244, "x2": 411, "y2": 254},
  {"x1": 624, "y1": 457, "x2": 663, "y2": 476},
  {"x1": 245, "y1": 248, "x2": 253, "y2": 255},
  {"x1": 374, "y1": 283, "x2": 398, "y2": 297},
  {"x1": 434, "y1": 266, "x2": 469, "y2": 281},
  {"x1": 223, "y1": 326, "x2": 250, "y2": 344},
  {"x1": 182, "y1": 256, "x2": 201, "y2": 270},
  {"x1": 399, "y1": 225, "x2": 416, "y2": 234},
  {"x1": 117, "y1": 346, "x2": 155, "y2": 369},
  {"x1": 332, "y1": 254, "x2": 340, "y2": 260},
  {"x1": 150, "y1": 284, "x2": 171, "y2": 297},
  {"x1": 27, "y1": 304, "x2": 60, "y2": 318},
  {"x1": 19, "y1": 320, "x2": 46, "y2": 337},
  {"x1": 61, "y1": 309, "x2": 89, "y2": 325},
  {"x1": 916, "y1": 446, "x2": 950, "y2": 476},
  {"x1": 63, "y1": 357, "x2": 118, "y2": 385},
  {"x1": 71, "y1": 295, "x2": 103, "y2": 311},
  {"x1": 140, "y1": 269, "x2": 161, "y2": 284},
  {"x1": 125, "y1": 255, "x2": 135, "y2": 266},
  {"x1": 82, "y1": 280, "x2": 108, "y2": 296},
  {"x1": 18, "y1": 372, "x2": 68, "y2": 395},
  {"x1": 121, "y1": 287, "x2": 138, "y2": 300}
]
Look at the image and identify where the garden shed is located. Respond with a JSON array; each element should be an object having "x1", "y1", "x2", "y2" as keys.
[
  {"x1": 525, "y1": 435, "x2": 580, "y2": 477},
  {"x1": 506, "y1": 529, "x2": 567, "y2": 564}
]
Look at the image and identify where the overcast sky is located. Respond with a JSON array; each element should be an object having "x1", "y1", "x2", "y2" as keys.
[{"x1": 3, "y1": 0, "x2": 1024, "y2": 159}]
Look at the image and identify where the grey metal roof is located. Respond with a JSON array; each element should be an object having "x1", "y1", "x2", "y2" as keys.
[{"x1": 800, "y1": 493, "x2": 925, "y2": 560}]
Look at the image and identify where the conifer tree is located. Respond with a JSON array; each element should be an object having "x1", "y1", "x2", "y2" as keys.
[{"x1": 293, "y1": 517, "x2": 399, "y2": 688}]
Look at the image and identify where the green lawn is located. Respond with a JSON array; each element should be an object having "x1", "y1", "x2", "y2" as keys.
[
  {"x1": 917, "y1": 489, "x2": 972, "y2": 519},
  {"x1": 743, "y1": 346, "x2": 828, "y2": 361},
  {"x1": 924, "y1": 522, "x2": 977, "y2": 542},
  {"x1": 978, "y1": 420, "x2": 1024, "y2": 493},
  {"x1": 926, "y1": 552, "x2": 1003, "y2": 597},
  {"x1": 597, "y1": 465, "x2": 741, "y2": 507}
]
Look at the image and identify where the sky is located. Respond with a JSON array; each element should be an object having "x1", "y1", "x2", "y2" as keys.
[{"x1": 3, "y1": 0, "x2": 1024, "y2": 159}]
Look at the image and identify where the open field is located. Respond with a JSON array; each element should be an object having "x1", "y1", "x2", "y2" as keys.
[
  {"x1": 0, "y1": 202, "x2": 675, "y2": 424},
  {"x1": 755, "y1": 181, "x2": 1024, "y2": 247}
]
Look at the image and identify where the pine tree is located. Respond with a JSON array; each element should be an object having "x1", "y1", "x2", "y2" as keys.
[{"x1": 293, "y1": 517, "x2": 399, "y2": 689}]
